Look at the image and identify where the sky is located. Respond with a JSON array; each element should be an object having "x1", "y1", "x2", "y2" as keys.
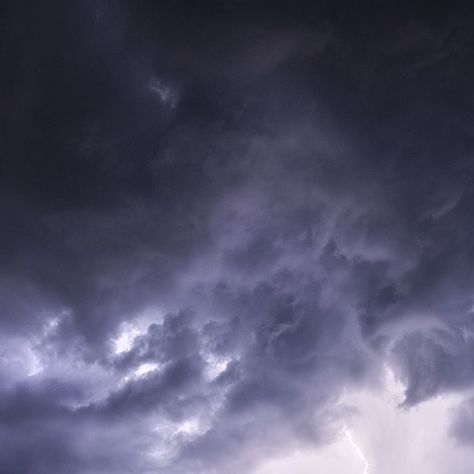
[{"x1": 2, "y1": 1, "x2": 474, "y2": 473}]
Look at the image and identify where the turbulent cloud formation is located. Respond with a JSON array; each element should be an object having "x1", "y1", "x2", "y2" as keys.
[{"x1": 2, "y1": 1, "x2": 474, "y2": 473}]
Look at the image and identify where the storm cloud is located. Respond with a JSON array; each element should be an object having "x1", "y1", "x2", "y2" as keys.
[{"x1": 2, "y1": 1, "x2": 474, "y2": 473}]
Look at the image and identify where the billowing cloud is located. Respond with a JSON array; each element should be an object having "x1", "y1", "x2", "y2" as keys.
[{"x1": 2, "y1": 1, "x2": 474, "y2": 473}]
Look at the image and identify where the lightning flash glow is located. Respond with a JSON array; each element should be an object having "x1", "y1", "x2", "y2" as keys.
[{"x1": 344, "y1": 428, "x2": 370, "y2": 474}]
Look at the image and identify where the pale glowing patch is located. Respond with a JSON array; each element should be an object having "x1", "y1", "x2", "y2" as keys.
[
  {"x1": 255, "y1": 441, "x2": 367, "y2": 474},
  {"x1": 383, "y1": 364, "x2": 405, "y2": 405},
  {"x1": 118, "y1": 362, "x2": 162, "y2": 386},
  {"x1": 21, "y1": 317, "x2": 62, "y2": 377},
  {"x1": 26, "y1": 346, "x2": 43, "y2": 377},
  {"x1": 112, "y1": 308, "x2": 165, "y2": 355},
  {"x1": 149, "y1": 77, "x2": 177, "y2": 108},
  {"x1": 148, "y1": 417, "x2": 209, "y2": 465},
  {"x1": 134, "y1": 362, "x2": 160, "y2": 377},
  {"x1": 112, "y1": 323, "x2": 141, "y2": 354},
  {"x1": 45, "y1": 316, "x2": 61, "y2": 333},
  {"x1": 151, "y1": 416, "x2": 208, "y2": 439},
  {"x1": 176, "y1": 418, "x2": 202, "y2": 436},
  {"x1": 204, "y1": 353, "x2": 230, "y2": 381}
]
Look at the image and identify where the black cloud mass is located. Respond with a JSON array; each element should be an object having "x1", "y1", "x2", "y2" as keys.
[{"x1": 2, "y1": 1, "x2": 474, "y2": 473}]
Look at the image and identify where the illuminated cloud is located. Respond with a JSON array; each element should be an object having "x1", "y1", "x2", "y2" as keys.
[{"x1": 149, "y1": 77, "x2": 178, "y2": 108}]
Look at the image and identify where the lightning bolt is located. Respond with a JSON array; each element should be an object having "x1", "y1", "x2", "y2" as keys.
[{"x1": 343, "y1": 428, "x2": 370, "y2": 474}]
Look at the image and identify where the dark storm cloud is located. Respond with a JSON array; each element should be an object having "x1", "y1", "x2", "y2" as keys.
[
  {"x1": 451, "y1": 397, "x2": 474, "y2": 446},
  {"x1": 3, "y1": 1, "x2": 474, "y2": 473}
]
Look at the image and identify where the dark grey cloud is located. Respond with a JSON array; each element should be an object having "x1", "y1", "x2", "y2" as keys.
[
  {"x1": 2, "y1": 1, "x2": 474, "y2": 473},
  {"x1": 451, "y1": 397, "x2": 474, "y2": 446}
]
